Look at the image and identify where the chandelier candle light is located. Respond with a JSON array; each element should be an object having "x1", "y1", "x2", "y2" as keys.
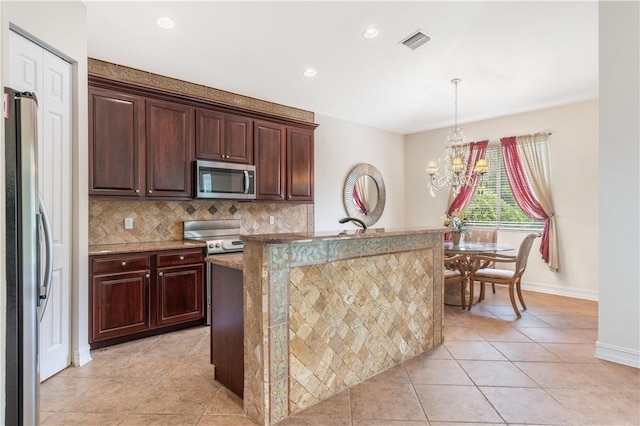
[{"x1": 427, "y1": 78, "x2": 488, "y2": 197}]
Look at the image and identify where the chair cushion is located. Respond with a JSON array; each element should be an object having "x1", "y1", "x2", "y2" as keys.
[
  {"x1": 444, "y1": 269, "x2": 463, "y2": 278},
  {"x1": 474, "y1": 268, "x2": 514, "y2": 279}
]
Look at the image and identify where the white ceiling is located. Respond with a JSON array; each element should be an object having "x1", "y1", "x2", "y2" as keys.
[{"x1": 85, "y1": 1, "x2": 598, "y2": 135}]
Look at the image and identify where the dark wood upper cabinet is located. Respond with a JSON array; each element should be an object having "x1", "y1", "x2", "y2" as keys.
[
  {"x1": 146, "y1": 99, "x2": 193, "y2": 198},
  {"x1": 254, "y1": 121, "x2": 314, "y2": 202},
  {"x1": 89, "y1": 87, "x2": 145, "y2": 197},
  {"x1": 287, "y1": 127, "x2": 314, "y2": 202},
  {"x1": 225, "y1": 114, "x2": 254, "y2": 164},
  {"x1": 195, "y1": 108, "x2": 224, "y2": 160},
  {"x1": 254, "y1": 121, "x2": 286, "y2": 201},
  {"x1": 195, "y1": 108, "x2": 253, "y2": 164},
  {"x1": 89, "y1": 76, "x2": 315, "y2": 202}
]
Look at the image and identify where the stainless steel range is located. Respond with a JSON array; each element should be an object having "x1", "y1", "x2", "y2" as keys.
[
  {"x1": 183, "y1": 219, "x2": 244, "y2": 255},
  {"x1": 183, "y1": 219, "x2": 244, "y2": 325}
]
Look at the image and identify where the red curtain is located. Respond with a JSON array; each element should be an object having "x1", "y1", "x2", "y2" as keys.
[
  {"x1": 447, "y1": 140, "x2": 489, "y2": 214},
  {"x1": 352, "y1": 185, "x2": 367, "y2": 214},
  {"x1": 501, "y1": 136, "x2": 552, "y2": 263}
]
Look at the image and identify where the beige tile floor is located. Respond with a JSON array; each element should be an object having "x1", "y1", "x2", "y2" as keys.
[{"x1": 41, "y1": 287, "x2": 640, "y2": 425}]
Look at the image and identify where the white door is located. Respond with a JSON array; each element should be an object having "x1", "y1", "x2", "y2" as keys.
[{"x1": 9, "y1": 30, "x2": 72, "y2": 381}]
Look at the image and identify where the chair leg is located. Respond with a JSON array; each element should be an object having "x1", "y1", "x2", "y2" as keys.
[
  {"x1": 467, "y1": 280, "x2": 474, "y2": 311},
  {"x1": 491, "y1": 283, "x2": 496, "y2": 294},
  {"x1": 478, "y1": 281, "x2": 485, "y2": 302},
  {"x1": 516, "y1": 277, "x2": 527, "y2": 311},
  {"x1": 508, "y1": 282, "x2": 521, "y2": 318},
  {"x1": 460, "y1": 281, "x2": 466, "y2": 310}
]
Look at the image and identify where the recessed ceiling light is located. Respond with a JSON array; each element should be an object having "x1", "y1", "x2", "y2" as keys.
[
  {"x1": 156, "y1": 17, "x2": 175, "y2": 29},
  {"x1": 303, "y1": 68, "x2": 317, "y2": 77},
  {"x1": 363, "y1": 28, "x2": 380, "y2": 39}
]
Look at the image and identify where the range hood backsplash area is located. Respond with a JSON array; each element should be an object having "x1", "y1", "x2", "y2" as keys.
[{"x1": 89, "y1": 200, "x2": 313, "y2": 245}]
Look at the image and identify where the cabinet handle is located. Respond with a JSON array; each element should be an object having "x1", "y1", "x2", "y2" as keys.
[
  {"x1": 145, "y1": 273, "x2": 150, "y2": 279},
  {"x1": 158, "y1": 272, "x2": 164, "y2": 277},
  {"x1": 135, "y1": 189, "x2": 140, "y2": 193},
  {"x1": 225, "y1": 155, "x2": 230, "y2": 159},
  {"x1": 121, "y1": 261, "x2": 127, "y2": 267},
  {"x1": 179, "y1": 255, "x2": 185, "y2": 260},
  {"x1": 148, "y1": 190, "x2": 153, "y2": 194}
]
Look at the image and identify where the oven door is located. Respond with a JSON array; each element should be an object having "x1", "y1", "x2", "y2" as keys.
[{"x1": 195, "y1": 160, "x2": 256, "y2": 200}]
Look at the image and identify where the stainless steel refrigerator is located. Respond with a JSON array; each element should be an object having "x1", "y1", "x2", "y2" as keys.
[{"x1": 4, "y1": 87, "x2": 53, "y2": 425}]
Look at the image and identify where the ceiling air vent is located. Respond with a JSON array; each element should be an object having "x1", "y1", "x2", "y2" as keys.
[{"x1": 399, "y1": 30, "x2": 432, "y2": 50}]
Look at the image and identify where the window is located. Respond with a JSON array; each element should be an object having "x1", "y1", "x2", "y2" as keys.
[{"x1": 465, "y1": 145, "x2": 545, "y2": 230}]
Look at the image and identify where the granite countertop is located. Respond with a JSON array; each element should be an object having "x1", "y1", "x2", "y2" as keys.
[
  {"x1": 205, "y1": 253, "x2": 243, "y2": 270},
  {"x1": 241, "y1": 226, "x2": 446, "y2": 244},
  {"x1": 89, "y1": 240, "x2": 207, "y2": 256}
]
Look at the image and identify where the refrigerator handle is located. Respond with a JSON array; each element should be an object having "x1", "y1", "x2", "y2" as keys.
[{"x1": 38, "y1": 197, "x2": 53, "y2": 321}]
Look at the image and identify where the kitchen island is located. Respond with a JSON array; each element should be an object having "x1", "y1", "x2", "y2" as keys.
[{"x1": 241, "y1": 227, "x2": 445, "y2": 425}]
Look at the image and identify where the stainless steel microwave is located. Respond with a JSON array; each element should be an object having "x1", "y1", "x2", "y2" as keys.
[{"x1": 194, "y1": 160, "x2": 256, "y2": 200}]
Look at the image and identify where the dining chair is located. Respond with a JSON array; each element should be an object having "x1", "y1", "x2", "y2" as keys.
[
  {"x1": 465, "y1": 228, "x2": 498, "y2": 295},
  {"x1": 444, "y1": 254, "x2": 467, "y2": 309},
  {"x1": 469, "y1": 233, "x2": 540, "y2": 318}
]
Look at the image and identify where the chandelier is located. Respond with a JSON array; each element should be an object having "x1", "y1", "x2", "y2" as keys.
[{"x1": 426, "y1": 78, "x2": 488, "y2": 197}]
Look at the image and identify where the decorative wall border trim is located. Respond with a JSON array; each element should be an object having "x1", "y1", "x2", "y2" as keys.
[{"x1": 88, "y1": 57, "x2": 315, "y2": 124}]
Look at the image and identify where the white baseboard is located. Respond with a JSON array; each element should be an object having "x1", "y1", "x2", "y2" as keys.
[
  {"x1": 73, "y1": 345, "x2": 92, "y2": 367},
  {"x1": 595, "y1": 341, "x2": 640, "y2": 368},
  {"x1": 521, "y1": 280, "x2": 599, "y2": 301}
]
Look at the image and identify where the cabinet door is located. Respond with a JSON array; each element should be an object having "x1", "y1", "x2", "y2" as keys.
[
  {"x1": 286, "y1": 127, "x2": 314, "y2": 201},
  {"x1": 89, "y1": 87, "x2": 145, "y2": 196},
  {"x1": 254, "y1": 120, "x2": 286, "y2": 201},
  {"x1": 226, "y1": 114, "x2": 253, "y2": 164},
  {"x1": 195, "y1": 108, "x2": 225, "y2": 161},
  {"x1": 210, "y1": 265, "x2": 244, "y2": 398},
  {"x1": 146, "y1": 99, "x2": 193, "y2": 198},
  {"x1": 91, "y1": 270, "x2": 149, "y2": 342},
  {"x1": 156, "y1": 264, "x2": 204, "y2": 326}
]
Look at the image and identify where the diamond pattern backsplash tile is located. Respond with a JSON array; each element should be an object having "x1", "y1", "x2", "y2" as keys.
[
  {"x1": 89, "y1": 200, "x2": 313, "y2": 245},
  {"x1": 288, "y1": 249, "x2": 435, "y2": 413}
]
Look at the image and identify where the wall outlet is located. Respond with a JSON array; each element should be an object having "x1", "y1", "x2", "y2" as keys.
[
  {"x1": 269, "y1": 215, "x2": 275, "y2": 225},
  {"x1": 124, "y1": 217, "x2": 134, "y2": 230}
]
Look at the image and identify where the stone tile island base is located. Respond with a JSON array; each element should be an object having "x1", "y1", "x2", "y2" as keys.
[{"x1": 241, "y1": 228, "x2": 445, "y2": 425}]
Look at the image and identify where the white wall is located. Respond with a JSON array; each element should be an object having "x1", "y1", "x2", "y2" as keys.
[
  {"x1": 597, "y1": 1, "x2": 639, "y2": 368},
  {"x1": 0, "y1": 5, "x2": 90, "y2": 418},
  {"x1": 314, "y1": 113, "x2": 405, "y2": 231},
  {"x1": 405, "y1": 101, "x2": 599, "y2": 300}
]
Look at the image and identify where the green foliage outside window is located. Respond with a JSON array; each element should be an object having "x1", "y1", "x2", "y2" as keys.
[{"x1": 465, "y1": 147, "x2": 544, "y2": 230}]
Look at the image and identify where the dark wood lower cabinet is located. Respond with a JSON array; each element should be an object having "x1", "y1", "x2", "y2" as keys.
[
  {"x1": 90, "y1": 248, "x2": 205, "y2": 348},
  {"x1": 210, "y1": 264, "x2": 244, "y2": 398},
  {"x1": 92, "y1": 270, "x2": 149, "y2": 342},
  {"x1": 157, "y1": 264, "x2": 204, "y2": 326}
]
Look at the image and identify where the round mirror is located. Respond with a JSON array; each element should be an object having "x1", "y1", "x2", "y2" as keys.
[{"x1": 343, "y1": 163, "x2": 386, "y2": 227}]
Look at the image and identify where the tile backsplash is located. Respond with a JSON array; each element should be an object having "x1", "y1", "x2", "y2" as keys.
[{"x1": 89, "y1": 199, "x2": 314, "y2": 245}]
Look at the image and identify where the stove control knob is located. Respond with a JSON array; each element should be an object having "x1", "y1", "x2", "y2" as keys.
[
  {"x1": 208, "y1": 243, "x2": 215, "y2": 249},
  {"x1": 215, "y1": 243, "x2": 221, "y2": 248}
]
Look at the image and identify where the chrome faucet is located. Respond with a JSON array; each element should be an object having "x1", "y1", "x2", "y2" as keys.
[{"x1": 339, "y1": 217, "x2": 367, "y2": 230}]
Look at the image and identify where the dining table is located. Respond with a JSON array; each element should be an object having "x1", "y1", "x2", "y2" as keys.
[{"x1": 444, "y1": 241, "x2": 513, "y2": 308}]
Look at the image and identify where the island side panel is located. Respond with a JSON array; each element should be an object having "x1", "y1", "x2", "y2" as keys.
[
  {"x1": 288, "y1": 248, "x2": 437, "y2": 413},
  {"x1": 243, "y1": 240, "x2": 292, "y2": 426},
  {"x1": 242, "y1": 241, "x2": 267, "y2": 424}
]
